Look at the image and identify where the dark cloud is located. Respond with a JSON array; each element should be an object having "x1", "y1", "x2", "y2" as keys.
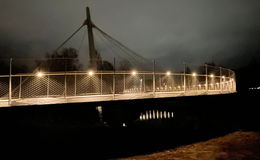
[{"x1": 0, "y1": 0, "x2": 260, "y2": 69}]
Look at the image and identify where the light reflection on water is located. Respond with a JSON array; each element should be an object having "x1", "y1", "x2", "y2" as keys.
[{"x1": 139, "y1": 110, "x2": 174, "y2": 121}]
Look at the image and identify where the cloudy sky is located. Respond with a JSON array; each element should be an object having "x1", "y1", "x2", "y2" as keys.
[{"x1": 0, "y1": 0, "x2": 260, "y2": 69}]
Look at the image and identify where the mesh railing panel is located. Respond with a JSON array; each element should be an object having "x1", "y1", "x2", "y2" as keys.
[
  {"x1": 66, "y1": 75, "x2": 76, "y2": 97},
  {"x1": 0, "y1": 68, "x2": 236, "y2": 105},
  {"x1": 48, "y1": 75, "x2": 65, "y2": 97},
  {"x1": 101, "y1": 74, "x2": 113, "y2": 95},
  {"x1": 115, "y1": 74, "x2": 124, "y2": 94},
  {"x1": 11, "y1": 76, "x2": 20, "y2": 99},
  {"x1": 144, "y1": 74, "x2": 153, "y2": 92},
  {"x1": 76, "y1": 74, "x2": 101, "y2": 96},
  {"x1": 0, "y1": 77, "x2": 9, "y2": 99},
  {"x1": 21, "y1": 76, "x2": 48, "y2": 98},
  {"x1": 125, "y1": 74, "x2": 144, "y2": 93}
]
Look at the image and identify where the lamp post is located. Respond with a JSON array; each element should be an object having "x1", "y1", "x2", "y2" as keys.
[
  {"x1": 183, "y1": 63, "x2": 186, "y2": 93},
  {"x1": 205, "y1": 64, "x2": 208, "y2": 92},
  {"x1": 113, "y1": 58, "x2": 115, "y2": 99},
  {"x1": 19, "y1": 76, "x2": 22, "y2": 99},
  {"x1": 192, "y1": 72, "x2": 197, "y2": 91},
  {"x1": 100, "y1": 72, "x2": 103, "y2": 95},
  {"x1": 166, "y1": 71, "x2": 171, "y2": 91},
  {"x1": 153, "y1": 60, "x2": 155, "y2": 96},
  {"x1": 74, "y1": 73, "x2": 77, "y2": 96},
  {"x1": 47, "y1": 75, "x2": 50, "y2": 98},
  {"x1": 123, "y1": 73, "x2": 126, "y2": 93},
  {"x1": 9, "y1": 58, "x2": 12, "y2": 105},
  {"x1": 210, "y1": 74, "x2": 214, "y2": 90},
  {"x1": 220, "y1": 67, "x2": 222, "y2": 93}
]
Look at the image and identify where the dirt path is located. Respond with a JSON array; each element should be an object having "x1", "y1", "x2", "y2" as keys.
[{"x1": 117, "y1": 131, "x2": 260, "y2": 160}]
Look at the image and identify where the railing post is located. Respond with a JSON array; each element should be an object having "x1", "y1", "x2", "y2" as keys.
[
  {"x1": 113, "y1": 58, "x2": 115, "y2": 99},
  {"x1": 123, "y1": 73, "x2": 126, "y2": 93},
  {"x1": 220, "y1": 67, "x2": 222, "y2": 93},
  {"x1": 143, "y1": 74, "x2": 146, "y2": 93},
  {"x1": 153, "y1": 60, "x2": 155, "y2": 96},
  {"x1": 19, "y1": 76, "x2": 22, "y2": 99},
  {"x1": 100, "y1": 72, "x2": 103, "y2": 95},
  {"x1": 205, "y1": 64, "x2": 208, "y2": 92},
  {"x1": 140, "y1": 78, "x2": 142, "y2": 93},
  {"x1": 74, "y1": 73, "x2": 77, "y2": 96},
  {"x1": 234, "y1": 72, "x2": 236, "y2": 92},
  {"x1": 64, "y1": 59, "x2": 67, "y2": 98},
  {"x1": 64, "y1": 73, "x2": 67, "y2": 98},
  {"x1": 159, "y1": 74, "x2": 161, "y2": 92},
  {"x1": 47, "y1": 75, "x2": 50, "y2": 98},
  {"x1": 183, "y1": 63, "x2": 186, "y2": 93},
  {"x1": 228, "y1": 69, "x2": 231, "y2": 92},
  {"x1": 9, "y1": 58, "x2": 12, "y2": 105}
]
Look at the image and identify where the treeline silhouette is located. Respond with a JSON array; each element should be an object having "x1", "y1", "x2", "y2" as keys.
[{"x1": 0, "y1": 48, "x2": 259, "y2": 94}]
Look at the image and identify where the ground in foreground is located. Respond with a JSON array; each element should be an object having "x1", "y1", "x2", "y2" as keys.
[{"x1": 117, "y1": 131, "x2": 260, "y2": 160}]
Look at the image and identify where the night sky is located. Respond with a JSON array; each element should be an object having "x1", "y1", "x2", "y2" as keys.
[{"x1": 0, "y1": 0, "x2": 260, "y2": 69}]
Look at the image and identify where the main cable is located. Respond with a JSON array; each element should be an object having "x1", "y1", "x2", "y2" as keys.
[{"x1": 55, "y1": 24, "x2": 85, "y2": 52}]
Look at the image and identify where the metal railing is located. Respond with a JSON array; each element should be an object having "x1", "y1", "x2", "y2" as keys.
[{"x1": 0, "y1": 67, "x2": 236, "y2": 106}]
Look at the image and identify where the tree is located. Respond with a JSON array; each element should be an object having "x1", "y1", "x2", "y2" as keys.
[
  {"x1": 101, "y1": 60, "x2": 114, "y2": 71},
  {"x1": 118, "y1": 59, "x2": 132, "y2": 71},
  {"x1": 185, "y1": 66, "x2": 191, "y2": 74},
  {"x1": 36, "y1": 48, "x2": 82, "y2": 72}
]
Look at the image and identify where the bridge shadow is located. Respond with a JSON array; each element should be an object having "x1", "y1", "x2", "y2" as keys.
[{"x1": 0, "y1": 92, "x2": 259, "y2": 159}]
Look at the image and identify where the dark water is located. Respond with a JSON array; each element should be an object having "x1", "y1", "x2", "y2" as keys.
[{"x1": 0, "y1": 91, "x2": 259, "y2": 159}]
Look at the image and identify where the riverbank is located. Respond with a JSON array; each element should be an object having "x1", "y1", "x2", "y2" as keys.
[{"x1": 117, "y1": 131, "x2": 260, "y2": 160}]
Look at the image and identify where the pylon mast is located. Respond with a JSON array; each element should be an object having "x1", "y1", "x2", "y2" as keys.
[{"x1": 85, "y1": 7, "x2": 99, "y2": 70}]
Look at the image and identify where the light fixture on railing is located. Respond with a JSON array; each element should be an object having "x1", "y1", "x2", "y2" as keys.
[
  {"x1": 36, "y1": 72, "x2": 44, "y2": 77},
  {"x1": 132, "y1": 70, "x2": 137, "y2": 76},
  {"x1": 210, "y1": 74, "x2": 214, "y2": 78},
  {"x1": 166, "y1": 71, "x2": 171, "y2": 76},
  {"x1": 88, "y1": 70, "x2": 94, "y2": 76},
  {"x1": 192, "y1": 72, "x2": 197, "y2": 77}
]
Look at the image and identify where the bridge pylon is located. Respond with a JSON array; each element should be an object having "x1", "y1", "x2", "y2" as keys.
[{"x1": 84, "y1": 7, "x2": 102, "y2": 70}]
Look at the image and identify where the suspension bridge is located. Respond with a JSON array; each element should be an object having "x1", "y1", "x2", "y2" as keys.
[{"x1": 0, "y1": 7, "x2": 236, "y2": 107}]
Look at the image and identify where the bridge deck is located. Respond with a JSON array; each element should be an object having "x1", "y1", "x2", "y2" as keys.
[
  {"x1": 0, "y1": 90, "x2": 233, "y2": 108},
  {"x1": 0, "y1": 70, "x2": 236, "y2": 108}
]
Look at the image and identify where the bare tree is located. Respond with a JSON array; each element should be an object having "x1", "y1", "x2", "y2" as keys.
[{"x1": 36, "y1": 48, "x2": 82, "y2": 72}]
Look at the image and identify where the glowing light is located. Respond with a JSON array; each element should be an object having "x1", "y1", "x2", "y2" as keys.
[
  {"x1": 192, "y1": 72, "x2": 197, "y2": 77},
  {"x1": 132, "y1": 71, "x2": 137, "y2": 76},
  {"x1": 210, "y1": 74, "x2": 214, "y2": 78},
  {"x1": 36, "y1": 72, "x2": 44, "y2": 77},
  {"x1": 88, "y1": 71, "x2": 94, "y2": 76},
  {"x1": 222, "y1": 76, "x2": 225, "y2": 79},
  {"x1": 166, "y1": 71, "x2": 171, "y2": 76}
]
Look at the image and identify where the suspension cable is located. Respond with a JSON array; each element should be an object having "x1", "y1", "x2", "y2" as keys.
[
  {"x1": 55, "y1": 24, "x2": 85, "y2": 52},
  {"x1": 93, "y1": 24, "x2": 152, "y2": 63}
]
